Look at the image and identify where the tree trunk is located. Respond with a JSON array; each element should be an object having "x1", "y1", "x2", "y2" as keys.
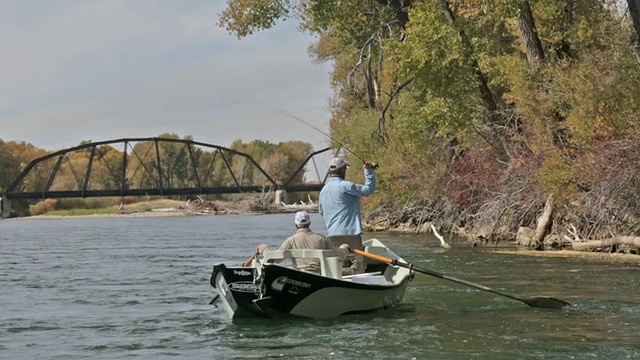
[
  {"x1": 517, "y1": 1, "x2": 545, "y2": 65},
  {"x1": 628, "y1": 0, "x2": 640, "y2": 40},
  {"x1": 374, "y1": 0, "x2": 411, "y2": 27},
  {"x1": 365, "y1": 45, "x2": 377, "y2": 109},
  {"x1": 534, "y1": 194, "x2": 554, "y2": 244},
  {"x1": 629, "y1": 0, "x2": 640, "y2": 66}
]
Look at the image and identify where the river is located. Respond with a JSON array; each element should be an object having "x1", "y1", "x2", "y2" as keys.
[{"x1": 1, "y1": 213, "x2": 638, "y2": 359}]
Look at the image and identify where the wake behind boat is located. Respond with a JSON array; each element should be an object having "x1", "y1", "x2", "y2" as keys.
[{"x1": 210, "y1": 238, "x2": 414, "y2": 320}]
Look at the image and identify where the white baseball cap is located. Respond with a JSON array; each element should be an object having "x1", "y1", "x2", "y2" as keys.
[
  {"x1": 294, "y1": 211, "x2": 311, "y2": 225},
  {"x1": 328, "y1": 157, "x2": 349, "y2": 170}
]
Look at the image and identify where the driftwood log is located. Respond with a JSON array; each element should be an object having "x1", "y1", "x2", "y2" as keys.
[
  {"x1": 534, "y1": 194, "x2": 554, "y2": 244},
  {"x1": 515, "y1": 194, "x2": 554, "y2": 249},
  {"x1": 430, "y1": 224, "x2": 452, "y2": 249},
  {"x1": 570, "y1": 236, "x2": 640, "y2": 251}
]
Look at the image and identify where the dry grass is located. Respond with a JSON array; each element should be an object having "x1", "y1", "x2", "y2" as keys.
[{"x1": 126, "y1": 199, "x2": 185, "y2": 210}]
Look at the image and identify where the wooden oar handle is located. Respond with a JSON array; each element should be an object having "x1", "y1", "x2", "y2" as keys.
[{"x1": 353, "y1": 249, "x2": 393, "y2": 264}]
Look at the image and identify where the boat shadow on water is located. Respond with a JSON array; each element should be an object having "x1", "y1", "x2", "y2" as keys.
[{"x1": 223, "y1": 302, "x2": 419, "y2": 326}]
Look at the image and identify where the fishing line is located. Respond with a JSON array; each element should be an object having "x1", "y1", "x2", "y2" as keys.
[{"x1": 278, "y1": 110, "x2": 379, "y2": 169}]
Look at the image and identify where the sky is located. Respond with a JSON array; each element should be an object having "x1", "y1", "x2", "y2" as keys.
[{"x1": 0, "y1": 1, "x2": 336, "y2": 165}]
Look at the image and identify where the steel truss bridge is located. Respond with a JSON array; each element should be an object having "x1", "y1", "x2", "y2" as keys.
[{"x1": 2, "y1": 137, "x2": 332, "y2": 201}]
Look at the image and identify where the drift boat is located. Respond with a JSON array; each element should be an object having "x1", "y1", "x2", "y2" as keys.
[{"x1": 210, "y1": 238, "x2": 414, "y2": 320}]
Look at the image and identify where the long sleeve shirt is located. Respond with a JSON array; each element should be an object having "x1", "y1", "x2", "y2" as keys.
[{"x1": 319, "y1": 168, "x2": 375, "y2": 236}]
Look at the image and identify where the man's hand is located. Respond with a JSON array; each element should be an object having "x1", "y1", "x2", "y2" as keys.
[
  {"x1": 339, "y1": 243, "x2": 352, "y2": 252},
  {"x1": 364, "y1": 162, "x2": 379, "y2": 170},
  {"x1": 255, "y1": 244, "x2": 269, "y2": 255}
]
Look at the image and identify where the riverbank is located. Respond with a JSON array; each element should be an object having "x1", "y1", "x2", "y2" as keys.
[
  {"x1": 15, "y1": 199, "x2": 640, "y2": 265},
  {"x1": 362, "y1": 203, "x2": 640, "y2": 265},
  {"x1": 21, "y1": 198, "x2": 318, "y2": 220}
]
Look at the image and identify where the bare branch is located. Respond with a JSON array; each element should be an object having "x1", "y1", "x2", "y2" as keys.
[{"x1": 376, "y1": 77, "x2": 414, "y2": 141}]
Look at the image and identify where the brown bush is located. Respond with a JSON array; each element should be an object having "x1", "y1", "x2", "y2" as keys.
[
  {"x1": 29, "y1": 199, "x2": 58, "y2": 215},
  {"x1": 119, "y1": 196, "x2": 138, "y2": 205}
]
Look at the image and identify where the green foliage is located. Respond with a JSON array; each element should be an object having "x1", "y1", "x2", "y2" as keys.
[
  {"x1": 230, "y1": 138, "x2": 314, "y2": 186},
  {"x1": 44, "y1": 207, "x2": 118, "y2": 217},
  {"x1": 532, "y1": 150, "x2": 579, "y2": 206},
  {"x1": 218, "y1": 0, "x2": 293, "y2": 38},
  {"x1": 56, "y1": 197, "x2": 119, "y2": 210},
  {"x1": 0, "y1": 139, "x2": 21, "y2": 192}
]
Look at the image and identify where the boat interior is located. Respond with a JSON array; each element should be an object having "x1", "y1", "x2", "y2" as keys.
[{"x1": 252, "y1": 238, "x2": 409, "y2": 285}]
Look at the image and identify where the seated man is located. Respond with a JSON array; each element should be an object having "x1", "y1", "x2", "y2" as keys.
[{"x1": 254, "y1": 211, "x2": 350, "y2": 274}]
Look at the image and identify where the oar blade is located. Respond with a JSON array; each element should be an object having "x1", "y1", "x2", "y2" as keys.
[{"x1": 523, "y1": 296, "x2": 571, "y2": 309}]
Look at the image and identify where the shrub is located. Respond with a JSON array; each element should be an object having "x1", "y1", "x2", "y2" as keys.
[{"x1": 29, "y1": 199, "x2": 58, "y2": 215}]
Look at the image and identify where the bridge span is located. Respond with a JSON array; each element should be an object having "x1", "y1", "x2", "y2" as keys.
[{"x1": 1, "y1": 137, "x2": 333, "y2": 217}]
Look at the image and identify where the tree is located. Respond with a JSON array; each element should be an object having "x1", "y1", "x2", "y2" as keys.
[
  {"x1": 0, "y1": 139, "x2": 21, "y2": 192},
  {"x1": 9, "y1": 2, "x2": 625, "y2": 236}
]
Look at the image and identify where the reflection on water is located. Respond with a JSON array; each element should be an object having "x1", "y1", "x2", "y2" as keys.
[{"x1": 0, "y1": 214, "x2": 638, "y2": 359}]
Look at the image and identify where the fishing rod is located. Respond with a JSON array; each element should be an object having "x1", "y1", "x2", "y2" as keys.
[{"x1": 278, "y1": 110, "x2": 379, "y2": 169}]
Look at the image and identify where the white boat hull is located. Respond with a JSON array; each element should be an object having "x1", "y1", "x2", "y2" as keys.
[{"x1": 210, "y1": 238, "x2": 414, "y2": 320}]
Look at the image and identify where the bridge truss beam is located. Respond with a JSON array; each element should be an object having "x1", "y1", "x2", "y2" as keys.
[{"x1": 3, "y1": 137, "x2": 331, "y2": 200}]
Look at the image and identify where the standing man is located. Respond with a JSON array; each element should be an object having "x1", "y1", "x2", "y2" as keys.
[{"x1": 319, "y1": 157, "x2": 376, "y2": 252}]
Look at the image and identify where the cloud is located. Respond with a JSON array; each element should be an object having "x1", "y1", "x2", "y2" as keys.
[{"x1": 0, "y1": 1, "x2": 334, "y2": 154}]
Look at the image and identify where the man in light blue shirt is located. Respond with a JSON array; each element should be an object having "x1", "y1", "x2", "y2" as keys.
[{"x1": 319, "y1": 157, "x2": 376, "y2": 252}]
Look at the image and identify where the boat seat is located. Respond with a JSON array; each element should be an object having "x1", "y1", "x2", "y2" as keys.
[
  {"x1": 329, "y1": 236, "x2": 367, "y2": 275},
  {"x1": 349, "y1": 275, "x2": 388, "y2": 285},
  {"x1": 342, "y1": 271, "x2": 382, "y2": 278},
  {"x1": 328, "y1": 235, "x2": 363, "y2": 250},
  {"x1": 258, "y1": 249, "x2": 342, "y2": 279},
  {"x1": 361, "y1": 245, "x2": 393, "y2": 274},
  {"x1": 343, "y1": 271, "x2": 387, "y2": 285}
]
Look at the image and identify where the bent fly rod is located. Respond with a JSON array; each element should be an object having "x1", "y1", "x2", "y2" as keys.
[{"x1": 278, "y1": 110, "x2": 379, "y2": 169}]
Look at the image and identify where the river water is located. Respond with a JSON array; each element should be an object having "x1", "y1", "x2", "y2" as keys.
[{"x1": 1, "y1": 213, "x2": 639, "y2": 359}]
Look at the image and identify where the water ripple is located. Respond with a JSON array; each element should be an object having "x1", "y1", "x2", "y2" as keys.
[{"x1": 1, "y1": 215, "x2": 638, "y2": 359}]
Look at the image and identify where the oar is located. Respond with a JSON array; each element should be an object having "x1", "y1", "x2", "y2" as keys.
[
  {"x1": 208, "y1": 294, "x2": 220, "y2": 306},
  {"x1": 354, "y1": 249, "x2": 571, "y2": 309}
]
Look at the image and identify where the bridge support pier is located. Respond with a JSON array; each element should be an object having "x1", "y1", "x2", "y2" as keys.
[
  {"x1": 275, "y1": 190, "x2": 288, "y2": 206},
  {"x1": 1, "y1": 197, "x2": 10, "y2": 219}
]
